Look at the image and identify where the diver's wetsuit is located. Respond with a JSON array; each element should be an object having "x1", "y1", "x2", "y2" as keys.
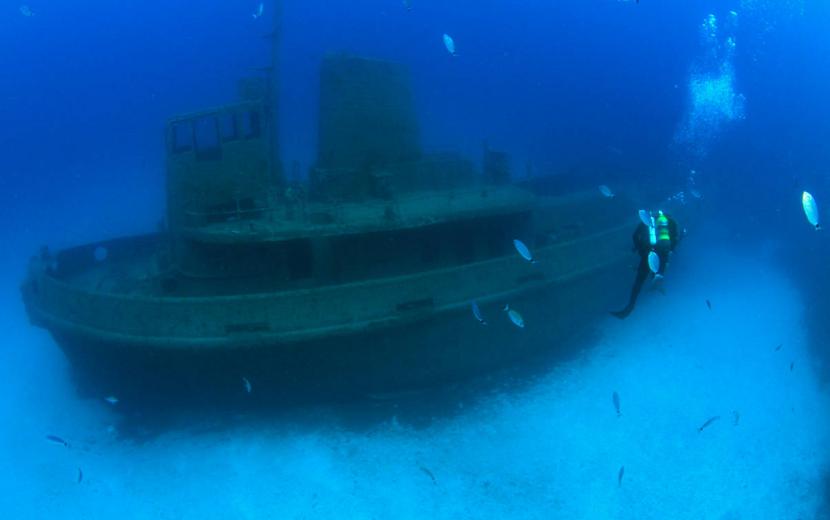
[{"x1": 611, "y1": 216, "x2": 679, "y2": 319}]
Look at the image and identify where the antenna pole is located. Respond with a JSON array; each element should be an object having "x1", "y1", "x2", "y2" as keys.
[{"x1": 268, "y1": 0, "x2": 283, "y2": 186}]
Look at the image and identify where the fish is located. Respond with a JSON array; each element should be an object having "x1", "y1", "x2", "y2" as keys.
[
  {"x1": 617, "y1": 465, "x2": 625, "y2": 487},
  {"x1": 513, "y1": 239, "x2": 536, "y2": 263},
  {"x1": 612, "y1": 391, "x2": 621, "y2": 417},
  {"x1": 104, "y1": 396, "x2": 119, "y2": 405},
  {"x1": 638, "y1": 209, "x2": 652, "y2": 228},
  {"x1": 242, "y1": 377, "x2": 252, "y2": 393},
  {"x1": 774, "y1": 344, "x2": 782, "y2": 351},
  {"x1": 19, "y1": 5, "x2": 35, "y2": 17},
  {"x1": 252, "y1": 2, "x2": 264, "y2": 19},
  {"x1": 419, "y1": 465, "x2": 437, "y2": 485},
  {"x1": 706, "y1": 299, "x2": 711, "y2": 310},
  {"x1": 77, "y1": 467, "x2": 83, "y2": 484},
  {"x1": 698, "y1": 415, "x2": 721, "y2": 433},
  {"x1": 471, "y1": 301, "x2": 487, "y2": 325},
  {"x1": 732, "y1": 410, "x2": 740, "y2": 426},
  {"x1": 403, "y1": 0, "x2": 412, "y2": 10},
  {"x1": 689, "y1": 188, "x2": 702, "y2": 199},
  {"x1": 598, "y1": 185, "x2": 615, "y2": 198},
  {"x1": 503, "y1": 305, "x2": 525, "y2": 328},
  {"x1": 802, "y1": 191, "x2": 820, "y2": 229},
  {"x1": 46, "y1": 435, "x2": 69, "y2": 447},
  {"x1": 790, "y1": 361, "x2": 794, "y2": 371},
  {"x1": 443, "y1": 33, "x2": 457, "y2": 56},
  {"x1": 647, "y1": 251, "x2": 660, "y2": 275}
]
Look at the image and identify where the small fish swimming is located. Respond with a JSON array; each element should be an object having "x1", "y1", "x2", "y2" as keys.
[
  {"x1": 698, "y1": 415, "x2": 721, "y2": 433},
  {"x1": 77, "y1": 467, "x2": 83, "y2": 484},
  {"x1": 638, "y1": 209, "x2": 652, "y2": 228},
  {"x1": 403, "y1": 0, "x2": 412, "y2": 10},
  {"x1": 774, "y1": 343, "x2": 782, "y2": 352},
  {"x1": 790, "y1": 361, "x2": 794, "y2": 371},
  {"x1": 104, "y1": 396, "x2": 119, "y2": 405},
  {"x1": 471, "y1": 301, "x2": 487, "y2": 325},
  {"x1": 647, "y1": 251, "x2": 660, "y2": 276},
  {"x1": 19, "y1": 5, "x2": 35, "y2": 17},
  {"x1": 802, "y1": 191, "x2": 820, "y2": 229},
  {"x1": 732, "y1": 410, "x2": 740, "y2": 426},
  {"x1": 689, "y1": 188, "x2": 702, "y2": 199},
  {"x1": 612, "y1": 391, "x2": 621, "y2": 417},
  {"x1": 419, "y1": 464, "x2": 437, "y2": 485},
  {"x1": 503, "y1": 305, "x2": 525, "y2": 328},
  {"x1": 617, "y1": 465, "x2": 625, "y2": 487},
  {"x1": 598, "y1": 185, "x2": 615, "y2": 198},
  {"x1": 242, "y1": 377, "x2": 252, "y2": 393},
  {"x1": 706, "y1": 299, "x2": 711, "y2": 310},
  {"x1": 513, "y1": 239, "x2": 535, "y2": 263},
  {"x1": 443, "y1": 33, "x2": 457, "y2": 56},
  {"x1": 252, "y1": 2, "x2": 264, "y2": 19},
  {"x1": 46, "y1": 435, "x2": 69, "y2": 447}
]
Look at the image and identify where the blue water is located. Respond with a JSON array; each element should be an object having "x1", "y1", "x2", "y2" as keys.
[{"x1": 2, "y1": 1, "x2": 830, "y2": 518}]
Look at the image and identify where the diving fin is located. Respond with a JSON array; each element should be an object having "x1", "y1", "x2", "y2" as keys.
[{"x1": 610, "y1": 307, "x2": 632, "y2": 320}]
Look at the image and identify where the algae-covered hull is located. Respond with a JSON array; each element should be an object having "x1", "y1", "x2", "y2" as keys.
[{"x1": 21, "y1": 221, "x2": 630, "y2": 407}]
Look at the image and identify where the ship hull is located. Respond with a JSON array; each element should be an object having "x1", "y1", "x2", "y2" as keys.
[
  {"x1": 22, "y1": 220, "x2": 632, "y2": 409},
  {"x1": 27, "y1": 257, "x2": 627, "y2": 409}
]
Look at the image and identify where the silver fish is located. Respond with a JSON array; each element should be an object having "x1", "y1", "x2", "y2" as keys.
[
  {"x1": 598, "y1": 185, "x2": 615, "y2": 198},
  {"x1": 471, "y1": 301, "x2": 487, "y2": 325},
  {"x1": 513, "y1": 239, "x2": 535, "y2": 263},
  {"x1": 617, "y1": 465, "x2": 625, "y2": 487},
  {"x1": 242, "y1": 377, "x2": 252, "y2": 393},
  {"x1": 698, "y1": 415, "x2": 721, "y2": 433},
  {"x1": 612, "y1": 391, "x2": 621, "y2": 417},
  {"x1": 443, "y1": 33, "x2": 456, "y2": 56},
  {"x1": 104, "y1": 396, "x2": 119, "y2": 405},
  {"x1": 504, "y1": 305, "x2": 525, "y2": 328},
  {"x1": 802, "y1": 191, "x2": 820, "y2": 229},
  {"x1": 419, "y1": 465, "x2": 437, "y2": 485},
  {"x1": 46, "y1": 435, "x2": 69, "y2": 447}
]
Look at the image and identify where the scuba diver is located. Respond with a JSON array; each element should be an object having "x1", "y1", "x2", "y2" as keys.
[{"x1": 611, "y1": 210, "x2": 681, "y2": 319}]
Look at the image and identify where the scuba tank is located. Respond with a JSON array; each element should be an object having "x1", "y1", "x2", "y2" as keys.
[{"x1": 648, "y1": 214, "x2": 657, "y2": 246}]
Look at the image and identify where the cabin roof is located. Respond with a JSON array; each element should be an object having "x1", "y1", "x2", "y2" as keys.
[{"x1": 181, "y1": 185, "x2": 537, "y2": 244}]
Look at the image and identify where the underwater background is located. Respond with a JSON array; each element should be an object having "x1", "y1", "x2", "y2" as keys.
[{"x1": 2, "y1": 0, "x2": 830, "y2": 518}]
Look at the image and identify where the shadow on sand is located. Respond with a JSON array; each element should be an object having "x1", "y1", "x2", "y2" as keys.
[{"x1": 101, "y1": 325, "x2": 605, "y2": 443}]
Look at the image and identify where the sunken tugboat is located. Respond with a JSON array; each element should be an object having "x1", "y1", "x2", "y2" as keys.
[{"x1": 21, "y1": 55, "x2": 633, "y2": 406}]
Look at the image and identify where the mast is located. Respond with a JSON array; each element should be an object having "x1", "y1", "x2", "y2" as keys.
[{"x1": 266, "y1": 0, "x2": 283, "y2": 187}]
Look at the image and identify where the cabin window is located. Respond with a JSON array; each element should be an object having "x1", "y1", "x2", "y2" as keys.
[
  {"x1": 194, "y1": 116, "x2": 222, "y2": 161},
  {"x1": 240, "y1": 110, "x2": 262, "y2": 139},
  {"x1": 171, "y1": 121, "x2": 193, "y2": 154},
  {"x1": 220, "y1": 113, "x2": 238, "y2": 142}
]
